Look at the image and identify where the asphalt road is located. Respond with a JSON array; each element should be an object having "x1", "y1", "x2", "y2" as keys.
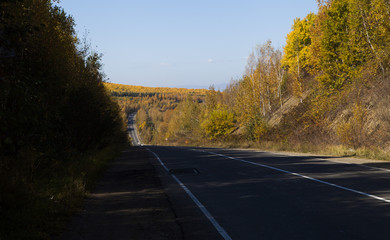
[
  {"x1": 143, "y1": 145, "x2": 390, "y2": 240},
  {"x1": 129, "y1": 115, "x2": 390, "y2": 239},
  {"x1": 127, "y1": 113, "x2": 142, "y2": 146}
]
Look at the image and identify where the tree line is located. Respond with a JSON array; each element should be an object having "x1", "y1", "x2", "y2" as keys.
[
  {"x1": 1, "y1": 0, "x2": 127, "y2": 238},
  {"x1": 105, "y1": 83, "x2": 207, "y2": 143},
  {"x1": 111, "y1": 0, "x2": 390, "y2": 153}
]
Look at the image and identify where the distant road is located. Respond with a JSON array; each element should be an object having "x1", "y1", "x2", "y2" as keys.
[
  {"x1": 129, "y1": 115, "x2": 390, "y2": 239},
  {"x1": 127, "y1": 113, "x2": 142, "y2": 146}
]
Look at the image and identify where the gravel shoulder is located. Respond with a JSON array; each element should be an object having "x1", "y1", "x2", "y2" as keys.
[{"x1": 58, "y1": 147, "x2": 183, "y2": 240}]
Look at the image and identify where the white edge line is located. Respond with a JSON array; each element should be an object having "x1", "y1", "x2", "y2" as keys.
[
  {"x1": 255, "y1": 150, "x2": 390, "y2": 173},
  {"x1": 342, "y1": 163, "x2": 390, "y2": 173},
  {"x1": 200, "y1": 150, "x2": 390, "y2": 204},
  {"x1": 146, "y1": 148, "x2": 232, "y2": 240}
]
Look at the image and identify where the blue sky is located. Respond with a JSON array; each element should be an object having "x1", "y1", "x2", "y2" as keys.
[{"x1": 58, "y1": 1, "x2": 318, "y2": 89}]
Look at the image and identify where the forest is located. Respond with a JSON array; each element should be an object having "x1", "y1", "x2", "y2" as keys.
[
  {"x1": 1, "y1": 0, "x2": 127, "y2": 239},
  {"x1": 3, "y1": 0, "x2": 390, "y2": 238},
  {"x1": 109, "y1": 0, "x2": 390, "y2": 158}
]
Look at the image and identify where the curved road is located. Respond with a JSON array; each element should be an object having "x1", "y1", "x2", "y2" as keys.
[{"x1": 129, "y1": 115, "x2": 390, "y2": 240}]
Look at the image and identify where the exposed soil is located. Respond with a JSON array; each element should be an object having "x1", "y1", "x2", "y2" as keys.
[{"x1": 58, "y1": 147, "x2": 183, "y2": 240}]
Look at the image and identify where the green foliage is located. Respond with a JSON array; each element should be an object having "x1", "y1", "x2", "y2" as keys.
[
  {"x1": 244, "y1": 114, "x2": 269, "y2": 141},
  {"x1": 310, "y1": 0, "x2": 390, "y2": 90},
  {"x1": 315, "y1": 0, "x2": 361, "y2": 89},
  {"x1": 201, "y1": 107, "x2": 236, "y2": 140}
]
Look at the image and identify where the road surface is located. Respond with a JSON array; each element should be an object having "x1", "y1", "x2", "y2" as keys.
[
  {"x1": 127, "y1": 113, "x2": 142, "y2": 146},
  {"x1": 148, "y1": 146, "x2": 390, "y2": 240},
  {"x1": 129, "y1": 114, "x2": 390, "y2": 239}
]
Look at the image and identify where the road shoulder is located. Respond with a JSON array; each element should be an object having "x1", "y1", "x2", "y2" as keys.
[{"x1": 58, "y1": 147, "x2": 183, "y2": 240}]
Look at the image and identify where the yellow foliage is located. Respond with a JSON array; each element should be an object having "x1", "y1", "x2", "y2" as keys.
[
  {"x1": 104, "y1": 82, "x2": 207, "y2": 96},
  {"x1": 282, "y1": 13, "x2": 316, "y2": 98},
  {"x1": 201, "y1": 108, "x2": 236, "y2": 140},
  {"x1": 139, "y1": 121, "x2": 146, "y2": 130}
]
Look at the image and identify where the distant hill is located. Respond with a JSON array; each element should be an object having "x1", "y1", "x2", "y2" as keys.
[
  {"x1": 104, "y1": 82, "x2": 208, "y2": 97},
  {"x1": 104, "y1": 82, "x2": 208, "y2": 115}
]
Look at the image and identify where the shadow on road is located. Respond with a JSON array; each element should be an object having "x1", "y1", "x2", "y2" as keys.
[
  {"x1": 58, "y1": 147, "x2": 182, "y2": 240},
  {"x1": 146, "y1": 145, "x2": 390, "y2": 240}
]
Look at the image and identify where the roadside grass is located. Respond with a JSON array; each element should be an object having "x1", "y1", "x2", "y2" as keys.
[
  {"x1": 157, "y1": 136, "x2": 390, "y2": 161},
  {"x1": 0, "y1": 144, "x2": 125, "y2": 240},
  {"x1": 244, "y1": 141, "x2": 390, "y2": 161}
]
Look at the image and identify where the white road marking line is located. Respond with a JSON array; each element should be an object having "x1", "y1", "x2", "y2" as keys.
[
  {"x1": 342, "y1": 162, "x2": 390, "y2": 173},
  {"x1": 148, "y1": 148, "x2": 169, "y2": 172},
  {"x1": 199, "y1": 150, "x2": 390, "y2": 204},
  {"x1": 316, "y1": 157, "x2": 390, "y2": 173},
  {"x1": 146, "y1": 148, "x2": 232, "y2": 240},
  {"x1": 244, "y1": 149, "x2": 390, "y2": 173}
]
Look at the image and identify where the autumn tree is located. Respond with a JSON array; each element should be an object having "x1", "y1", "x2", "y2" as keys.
[
  {"x1": 201, "y1": 107, "x2": 236, "y2": 140},
  {"x1": 233, "y1": 41, "x2": 283, "y2": 139},
  {"x1": 1, "y1": 1, "x2": 127, "y2": 238},
  {"x1": 309, "y1": 0, "x2": 379, "y2": 90},
  {"x1": 348, "y1": 0, "x2": 390, "y2": 77},
  {"x1": 282, "y1": 13, "x2": 316, "y2": 100}
]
